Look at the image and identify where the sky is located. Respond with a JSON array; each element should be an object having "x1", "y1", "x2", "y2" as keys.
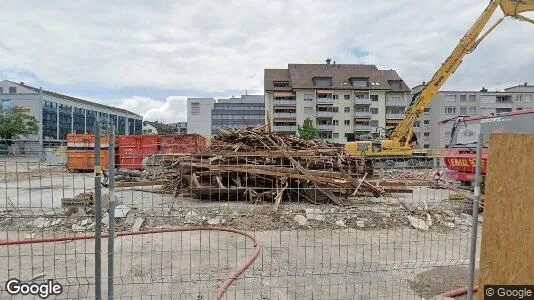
[{"x1": 1, "y1": 0, "x2": 533, "y2": 123}]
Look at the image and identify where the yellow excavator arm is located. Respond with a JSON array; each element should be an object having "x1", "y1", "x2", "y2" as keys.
[{"x1": 390, "y1": 0, "x2": 534, "y2": 146}]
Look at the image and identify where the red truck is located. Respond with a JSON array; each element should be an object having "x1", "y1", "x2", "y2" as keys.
[{"x1": 443, "y1": 108, "x2": 534, "y2": 186}]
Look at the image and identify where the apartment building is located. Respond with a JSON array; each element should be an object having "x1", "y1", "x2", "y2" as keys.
[
  {"x1": 264, "y1": 60, "x2": 411, "y2": 143},
  {"x1": 187, "y1": 95, "x2": 265, "y2": 137},
  {"x1": 413, "y1": 82, "x2": 534, "y2": 148},
  {"x1": 0, "y1": 80, "x2": 142, "y2": 151}
]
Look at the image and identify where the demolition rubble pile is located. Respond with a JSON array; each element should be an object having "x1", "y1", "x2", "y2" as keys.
[{"x1": 159, "y1": 125, "x2": 385, "y2": 206}]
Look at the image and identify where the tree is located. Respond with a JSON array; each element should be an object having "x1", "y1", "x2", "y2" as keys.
[
  {"x1": 297, "y1": 117, "x2": 317, "y2": 140},
  {"x1": 0, "y1": 106, "x2": 39, "y2": 144}
]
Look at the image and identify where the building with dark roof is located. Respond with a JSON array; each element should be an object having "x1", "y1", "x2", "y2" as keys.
[
  {"x1": 264, "y1": 60, "x2": 411, "y2": 143},
  {"x1": 0, "y1": 80, "x2": 143, "y2": 152}
]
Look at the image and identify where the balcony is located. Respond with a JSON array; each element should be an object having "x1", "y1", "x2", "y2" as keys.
[
  {"x1": 273, "y1": 125, "x2": 297, "y2": 132},
  {"x1": 386, "y1": 98, "x2": 406, "y2": 107},
  {"x1": 386, "y1": 113, "x2": 405, "y2": 119},
  {"x1": 316, "y1": 111, "x2": 334, "y2": 118},
  {"x1": 316, "y1": 97, "x2": 334, "y2": 104},
  {"x1": 273, "y1": 99, "x2": 296, "y2": 105},
  {"x1": 354, "y1": 111, "x2": 372, "y2": 118},
  {"x1": 354, "y1": 125, "x2": 373, "y2": 131},
  {"x1": 354, "y1": 97, "x2": 372, "y2": 105},
  {"x1": 273, "y1": 112, "x2": 296, "y2": 119},
  {"x1": 317, "y1": 124, "x2": 334, "y2": 131}
]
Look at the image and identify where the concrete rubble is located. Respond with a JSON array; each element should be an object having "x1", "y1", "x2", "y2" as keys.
[
  {"x1": 304, "y1": 208, "x2": 324, "y2": 222},
  {"x1": 294, "y1": 215, "x2": 307, "y2": 226},
  {"x1": 207, "y1": 217, "x2": 222, "y2": 226},
  {"x1": 115, "y1": 205, "x2": 131, "y2": 218},
  {"x1": 335, "y1": 220, "x2": 346, "y2": 227},
  {"x1": 132, "y1": 218, "x2": 145, "y2": 231},
  {"x1": 408, "y1": 216, "x2": 429, "y2": 231},
  {"x1": 72, "y1": 224, "x2": 86, "y2": 232},
  {"x1": 28, "y1": 217, "x2": 51, "y2": 229},
  {"x1": 185, "y1": 211, "x2": 200, "y2": 224},
  {"x1": 1, "y1": 217, "x2": 13, "y2": 226}
]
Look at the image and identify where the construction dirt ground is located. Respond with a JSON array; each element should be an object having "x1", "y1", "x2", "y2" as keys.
[{"x1": 1, "y1": 156, "x2": 482, "y2": 299}]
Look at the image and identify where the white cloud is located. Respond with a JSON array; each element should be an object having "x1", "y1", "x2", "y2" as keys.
[
  {"x1": 104, "y1": 96, "x2": 188, "y2": 123},
  {"x1": 0, "y1": 0, "x2": 533, "y2": 95}
]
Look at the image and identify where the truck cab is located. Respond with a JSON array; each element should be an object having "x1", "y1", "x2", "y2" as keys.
[{"x1": 443, "y1": 109, "x2": 534, "y2": 186}]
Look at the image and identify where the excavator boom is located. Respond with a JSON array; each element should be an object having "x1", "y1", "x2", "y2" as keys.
[
  {"x1": 345, "y1": 0, "x2": 533, "y2": 158},
  {"x1": 392, "y1": 0, "x2": 534, "y2": 145}
]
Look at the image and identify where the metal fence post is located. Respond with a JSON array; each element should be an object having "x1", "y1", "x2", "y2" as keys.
[
  {"x1": 94, "y1": 121, "x2": 102, "y2": 300},
  {"x1": 467, "y1": 133, "x2": 483, "y2": 300},
  {"x1": 108, "y1": 124, "x2": 116, "y2": 299}
]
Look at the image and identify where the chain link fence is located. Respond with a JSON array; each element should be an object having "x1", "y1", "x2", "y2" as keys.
[{"x1": 0, "y1": 133, "x2": 482, "y2": 299}]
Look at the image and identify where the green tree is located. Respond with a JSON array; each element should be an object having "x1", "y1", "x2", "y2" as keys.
[
  {"x1": 297, "y1": 117, "x2": 317, "y2": 140},
  {"x1": 0, "y1": 106, "x2": 39, "y2": 143}
]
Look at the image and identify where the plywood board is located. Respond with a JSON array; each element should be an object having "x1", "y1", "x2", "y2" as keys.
[{"x1": 478, "y1": 133, "x2": 534, "y2": 299}]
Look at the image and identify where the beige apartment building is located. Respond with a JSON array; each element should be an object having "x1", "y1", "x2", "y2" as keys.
[{"x1": 264, "y1": 60, "x2": 411, "y2": 143}]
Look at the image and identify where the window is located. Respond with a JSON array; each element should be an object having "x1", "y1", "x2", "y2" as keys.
[
  {"x1": 314, "y1": 78, "x2": 332, "y2": 87},
  {"x1": 414, "y1": 121, "x2": 420, "y2": 127},
  {"x1": 273, "y1": 81, "x2": 290, "y2": 88},
  {"x1": 460, "y1": 95, "x2": 467, "y2": 102},
  {"x1": 496, "y1": 95, "x2": 512, "y2": 103},
  {"x1": 469, "y1": 95, "x2": 476, "y2": 102},
  {"x1": 423, "y1": 144, "x2": 430, "y2": 148},
  {"x1": 370, "y1": 95, "x2": 378, "y2": 102},
  {"x1": 445, "y1": 107, "x2": 456, "y2": 115},
  {"x1": 333, "y1": 133, "x2": 339, "y2": 138},
  {"x1": 459, "y1": 106, "x2": 467, "y2": 115},
  {"x1": 333, "y1": 94, "x2": 339, "y2": 100},
  {"x1": 445, "y1": 95, "x2": 456, "y2": 102},
  {"x1": 344, "y1": 94, "x2": 350, "y2": 100},
  {"x1": 469, "y1": 106, "x2": 476, "y2": 114},
  {"x1": 304, "y1": 94, "x2": 313, "y2": 101},
  {"x1": 496, "y1": 108, "x2": 512, "y2": 113},
  {"x1": 191, "y1": 102, "x2": 200, "y2": 115},
  {"x1": 1, "y1": 99, "x2": 12, "y2": 110},
  {"x1": 344, "y1": 120, "x2": 350, "y2": 126},
  {"x1": 333, "y1": 107, "x2": 339, "y2": 112},
  {"x1": 371, "y1": 108, "x2": 378, "y2": 114},
  {"x1": 517, "y1": 107, "x2": 523, "y2": 111},
  {"x1": 351, "y1": 78, "x2": 368, "y2": 88},
  {"x1": 423, "y1": 120, "x2": 430, "y2": 125},
  {"x1": 389, "y1": 80, "x2": 402, "y2": 89},
  {"x1": 424, "y1": 132, "x2": 430, "y2": 137},
  {"x1": 344, "y1": 107, "x2": 350, "y2": 113},
  {"x1": 424, "y1": 108, "x2": 430, "y2": 113},
  {"x1": 333, "y1": 120, "x2": 339, "y2": 125},
  {"x1": 370, "y1": 120, "x2": 379, "y2": 127},
  {"x1": 9, "y1": 87, "x2": 16, "y2": 94},
  {"x1": 304, "y1": 107, "x2": 313, "y2": 115}
]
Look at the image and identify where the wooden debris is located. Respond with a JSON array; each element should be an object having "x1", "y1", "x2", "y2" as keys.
[{"x1": 157, "y1": 125, "x2": 385, "y2": 206}]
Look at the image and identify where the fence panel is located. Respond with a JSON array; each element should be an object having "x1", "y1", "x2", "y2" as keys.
[{"x1": 0, "y1": 147, "x2": 481, "y2": 299}]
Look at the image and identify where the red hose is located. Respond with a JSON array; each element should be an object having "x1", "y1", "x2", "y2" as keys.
[
  {"x1": 0, "y1": 226, "x2": 262, "y2": 300},
  {"x1": 443, "y1": 285, "x2": 479, "y2": 297}
]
